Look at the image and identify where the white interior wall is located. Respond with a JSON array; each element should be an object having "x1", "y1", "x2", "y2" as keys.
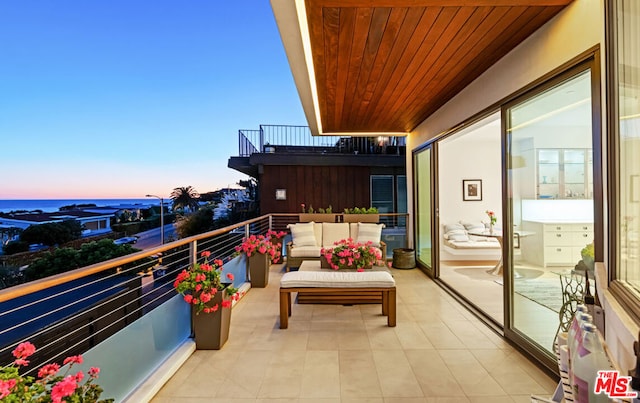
[
  {"x1": 406, "y1": 0, "x2": 640, "y2": 367},
  {"x1": 438, "y1": 128, "x2": 501, "y2": 227}
]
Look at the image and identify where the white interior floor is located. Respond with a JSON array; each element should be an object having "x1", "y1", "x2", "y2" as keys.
[{"x1": 439, "y1": 258, "x2": 576, "y2": 354}]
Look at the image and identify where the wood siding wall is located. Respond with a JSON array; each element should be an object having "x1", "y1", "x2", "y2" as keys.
[{"x1": 259, "y1": 165, "x2": 371, "y2": 214}]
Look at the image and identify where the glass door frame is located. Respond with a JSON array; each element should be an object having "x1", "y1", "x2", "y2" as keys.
[
  {"x1": 501, "y1": 51, "x2": 603, "y2": 370},
  {"x1": 412, "y1": 141, "x2": 437, "y2": 278}
]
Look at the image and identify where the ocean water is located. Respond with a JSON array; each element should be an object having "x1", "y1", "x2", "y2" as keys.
[{"x1": 0, "y1": 199, "x2": 159, "y2": 213}]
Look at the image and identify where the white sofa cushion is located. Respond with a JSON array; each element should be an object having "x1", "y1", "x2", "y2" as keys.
[
  {"x1": 289, "y1": 245, "x2": 323, "y2": 257},
  {"x1": 280, "y1": 270, "x2": 395, "y2": 288},
  {"x1": 356, "y1": 223, "x2": 384, "y2": 247},
  {"x1": 322, "y1": 222, "x2": 350, "y2": 247},
  {"x1": 288, "y1": 222, "x2": 317, "y2": 246}
]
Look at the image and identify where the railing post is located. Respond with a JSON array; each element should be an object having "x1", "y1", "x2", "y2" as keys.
[
  {"x1": 189, "y1": 240, "x2": 197, "y2": 267},
  {"x1": 269, "y1": 214, "x2": 273, "y2": 231},
  {"x1": 260, "y1": 125, "x2": 265, "y2": 153}
]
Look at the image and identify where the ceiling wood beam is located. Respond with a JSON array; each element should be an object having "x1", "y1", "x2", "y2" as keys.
[{"x1": 302, "y1": 0, "x2": 573, "y2": 133}]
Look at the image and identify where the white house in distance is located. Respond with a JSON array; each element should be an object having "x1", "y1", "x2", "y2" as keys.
[{"x1": 0, "y1": 210, "x2": 114, "y2": 239}]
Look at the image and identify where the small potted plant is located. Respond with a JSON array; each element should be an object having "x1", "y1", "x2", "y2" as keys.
[
  {"x1": 300, "y1": 203, "x2": 336, "y2": 222},
  {"x1": 235, "y1": 234, "x2": 281, "y2": 287},
  {"x1": 342, "y1": 206, "x2": 379, "y2": 223},
  {"x1": 0, "y1": 341, "x2": 113, "y2": 402},
  {"x1": 580, "y1": 242, "x2": 595, "y2": 272},
  {"x1": 321, "y1": 238, "x2": 384, "y2": 271},
  {"x1": 174, "y1": 251, "x2": 239, "y2": 349},
  {"x1": 485, "y1": 210, "x2": 497, "y2": 234}
]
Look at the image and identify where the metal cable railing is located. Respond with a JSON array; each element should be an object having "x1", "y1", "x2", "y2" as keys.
[
  {"x1": 0, "y1": 213, "x2": 407, "y2": 398},
  {"x1": 0, "y1": 216, "x2": 272, "y2": 372},
  {"x1": 237, "y1": 124, "x2": 406, "y2": 157}
]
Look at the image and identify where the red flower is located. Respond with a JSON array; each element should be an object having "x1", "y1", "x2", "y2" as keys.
[
  {"x1": 51, "y1": 376, "x2": 77, "y2": 403},
  {"x1": 12, "y1": 342, "x2": 36, "y2": 360},
  {"x1": 0, "y1": 379, "x2": 17, "y2": 399},
  {"x1": 74, "y1": 371, "x2": 84, "y2": 382},
  {"x1": 88, "y1": 367, "x2": 100, "y2": 378},
  {"x1": 201, "y1": 251, "x2": 211, "y2": 258},
  {"x1": 201, "y1": 263, "x2": 212, "y2": 272},
  {"x1": 63, "y1": 355, "x2": 83, "y2": 366},
  {"x1": 221, "y1": 300, "x2": 232, "y2": 308},
  {"x1": 38, "y1": 363, "x2": 61, "y2": 378},
  {"x1": 226, "y1": 273, "x2": 234, "y2": 281}
]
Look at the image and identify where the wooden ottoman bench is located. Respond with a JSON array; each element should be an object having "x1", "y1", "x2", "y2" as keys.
[{"x1": 279, "y1": 270, "x2": 396, "y2": 329}]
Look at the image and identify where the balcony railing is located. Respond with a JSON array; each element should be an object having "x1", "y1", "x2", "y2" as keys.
[
  {"x1": 0, "y1": 213, "x2": 407, "y2": 401},
  {"x1": 238, "y1": 124, "x2": 406, "y2": 157}
]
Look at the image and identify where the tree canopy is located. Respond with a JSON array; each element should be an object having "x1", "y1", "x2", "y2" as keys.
[{"x1": 171, "y1": 186, "x2": 200, "y2": 212}]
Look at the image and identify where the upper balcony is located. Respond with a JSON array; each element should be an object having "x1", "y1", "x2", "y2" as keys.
[{"x1": 228, "y1": 124, "x2": 406, "y2": 178}]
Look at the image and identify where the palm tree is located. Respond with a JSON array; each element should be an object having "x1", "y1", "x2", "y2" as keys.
[{"x1": 171, "y1": 186, "x2": 201, "y2": 212}]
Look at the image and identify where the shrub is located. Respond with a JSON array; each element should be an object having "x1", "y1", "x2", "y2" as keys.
[
  {"x1": 20, "y1": 220, "x2": 82, "y2": 247},
  {"x1": 175, "y1": 207, "x2": 214, "y2": 238},
  {"x1": 23, "y1": 240, "x2": 139, "y2": 281},
  {"x1": 3, "y1": 240, "x2": 29, "y2": 255}
]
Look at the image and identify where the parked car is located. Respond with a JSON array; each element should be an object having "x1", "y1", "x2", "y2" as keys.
[{"x1": 113, "y1": 236, "x2": 138, "y2": 245}]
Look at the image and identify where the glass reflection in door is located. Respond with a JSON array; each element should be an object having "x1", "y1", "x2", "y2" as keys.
[
  {"x1": 415, "y1": 147, "x2": 433, "y2": 273},
  {"x1": 507, "y1": 70, "x2": 593, "y2": 354}
]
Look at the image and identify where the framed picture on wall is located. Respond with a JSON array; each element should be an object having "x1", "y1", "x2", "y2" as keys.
[{"x1": 463, "y1": 179, "x2": 482, "y2": 201}]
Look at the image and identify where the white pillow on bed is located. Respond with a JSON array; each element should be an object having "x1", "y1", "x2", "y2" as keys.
[
  {"x1": 461, "y1": 221, "x2": 485, "y2": 231},
  {"x1": 443, "y1": 229, "x2": 466, "y2": 239},
  {"x1": 448, "y1": 234, "x2": 470, "y2": 242},
  {"x1": 444, "y1": 223, "x2": 466, "y2": 233},
  {"x1": 288, "y1": 222, "x2": 317, "y2": 246}
]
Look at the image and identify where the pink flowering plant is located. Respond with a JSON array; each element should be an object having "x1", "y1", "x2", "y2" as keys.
[
  {"x1": 235, "y1": 234, "x2": 282, "y2": 263},
  {"x1": 0, "y1": 342, "x2": 112, "y2": 402},
  {"x1": 321, "y1": 238, "x2": 384, "y2": 271},
  {"x1": 173, "y1": 251, "x2": 239, "y2": 315},
  {"x1": 265, "y1": 230, "x2": 286, "y2": 263},
  {"x1": 266, "y1": 229, "x2": 286, "y2": 240}
]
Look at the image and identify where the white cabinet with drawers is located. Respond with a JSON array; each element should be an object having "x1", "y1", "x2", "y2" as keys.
[{"x1": 521, "y1": 221, "x2": 593, "y2": 267}]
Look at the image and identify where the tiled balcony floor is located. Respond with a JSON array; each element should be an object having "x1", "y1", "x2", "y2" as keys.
[{"x1": 151, "y1": 263, "x2": 558, "y2": 402}]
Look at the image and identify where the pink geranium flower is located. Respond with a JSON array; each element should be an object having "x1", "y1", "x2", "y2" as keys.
[
  {"x1": 2, "y1": 342, "x2": 109, "y2": 402},
  {"x1": 321, "y1": 239, "x2": 384, "y2": 270},
  {"x1": 51, "y1": 376, "x2": 77, "y2": 403},
  {"x1": 173, "y1": 251, "x2": 239, "y2": 315}
]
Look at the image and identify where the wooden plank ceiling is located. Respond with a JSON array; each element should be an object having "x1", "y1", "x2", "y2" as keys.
[{"x1": 305, "y1": 0, "x2": 573, "y2": 133}]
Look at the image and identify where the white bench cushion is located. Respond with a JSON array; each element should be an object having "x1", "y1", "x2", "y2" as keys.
[
  {"x1": 280, "y1": 271, "x2": 395, "y2": 288},
  {"x1": 289, "y1": 245, "x2": 322, "y2": 257}
]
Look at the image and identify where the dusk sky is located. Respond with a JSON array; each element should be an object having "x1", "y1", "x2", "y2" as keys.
[{"x1": 0, "y1": 1, "x2": 306, "y2": 199}]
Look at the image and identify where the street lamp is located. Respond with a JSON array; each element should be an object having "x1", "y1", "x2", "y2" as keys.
[{"x1": 145, "y1": 194, "x2": 164, "y2": 245}]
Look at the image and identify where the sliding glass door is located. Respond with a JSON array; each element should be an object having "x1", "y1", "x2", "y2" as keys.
[
  {"x1": 505, "y1": 67, "x2": 595, "y2": 356},
  {"x1": 414, "y1": 145, "x2": 434, "y2": 275}
]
